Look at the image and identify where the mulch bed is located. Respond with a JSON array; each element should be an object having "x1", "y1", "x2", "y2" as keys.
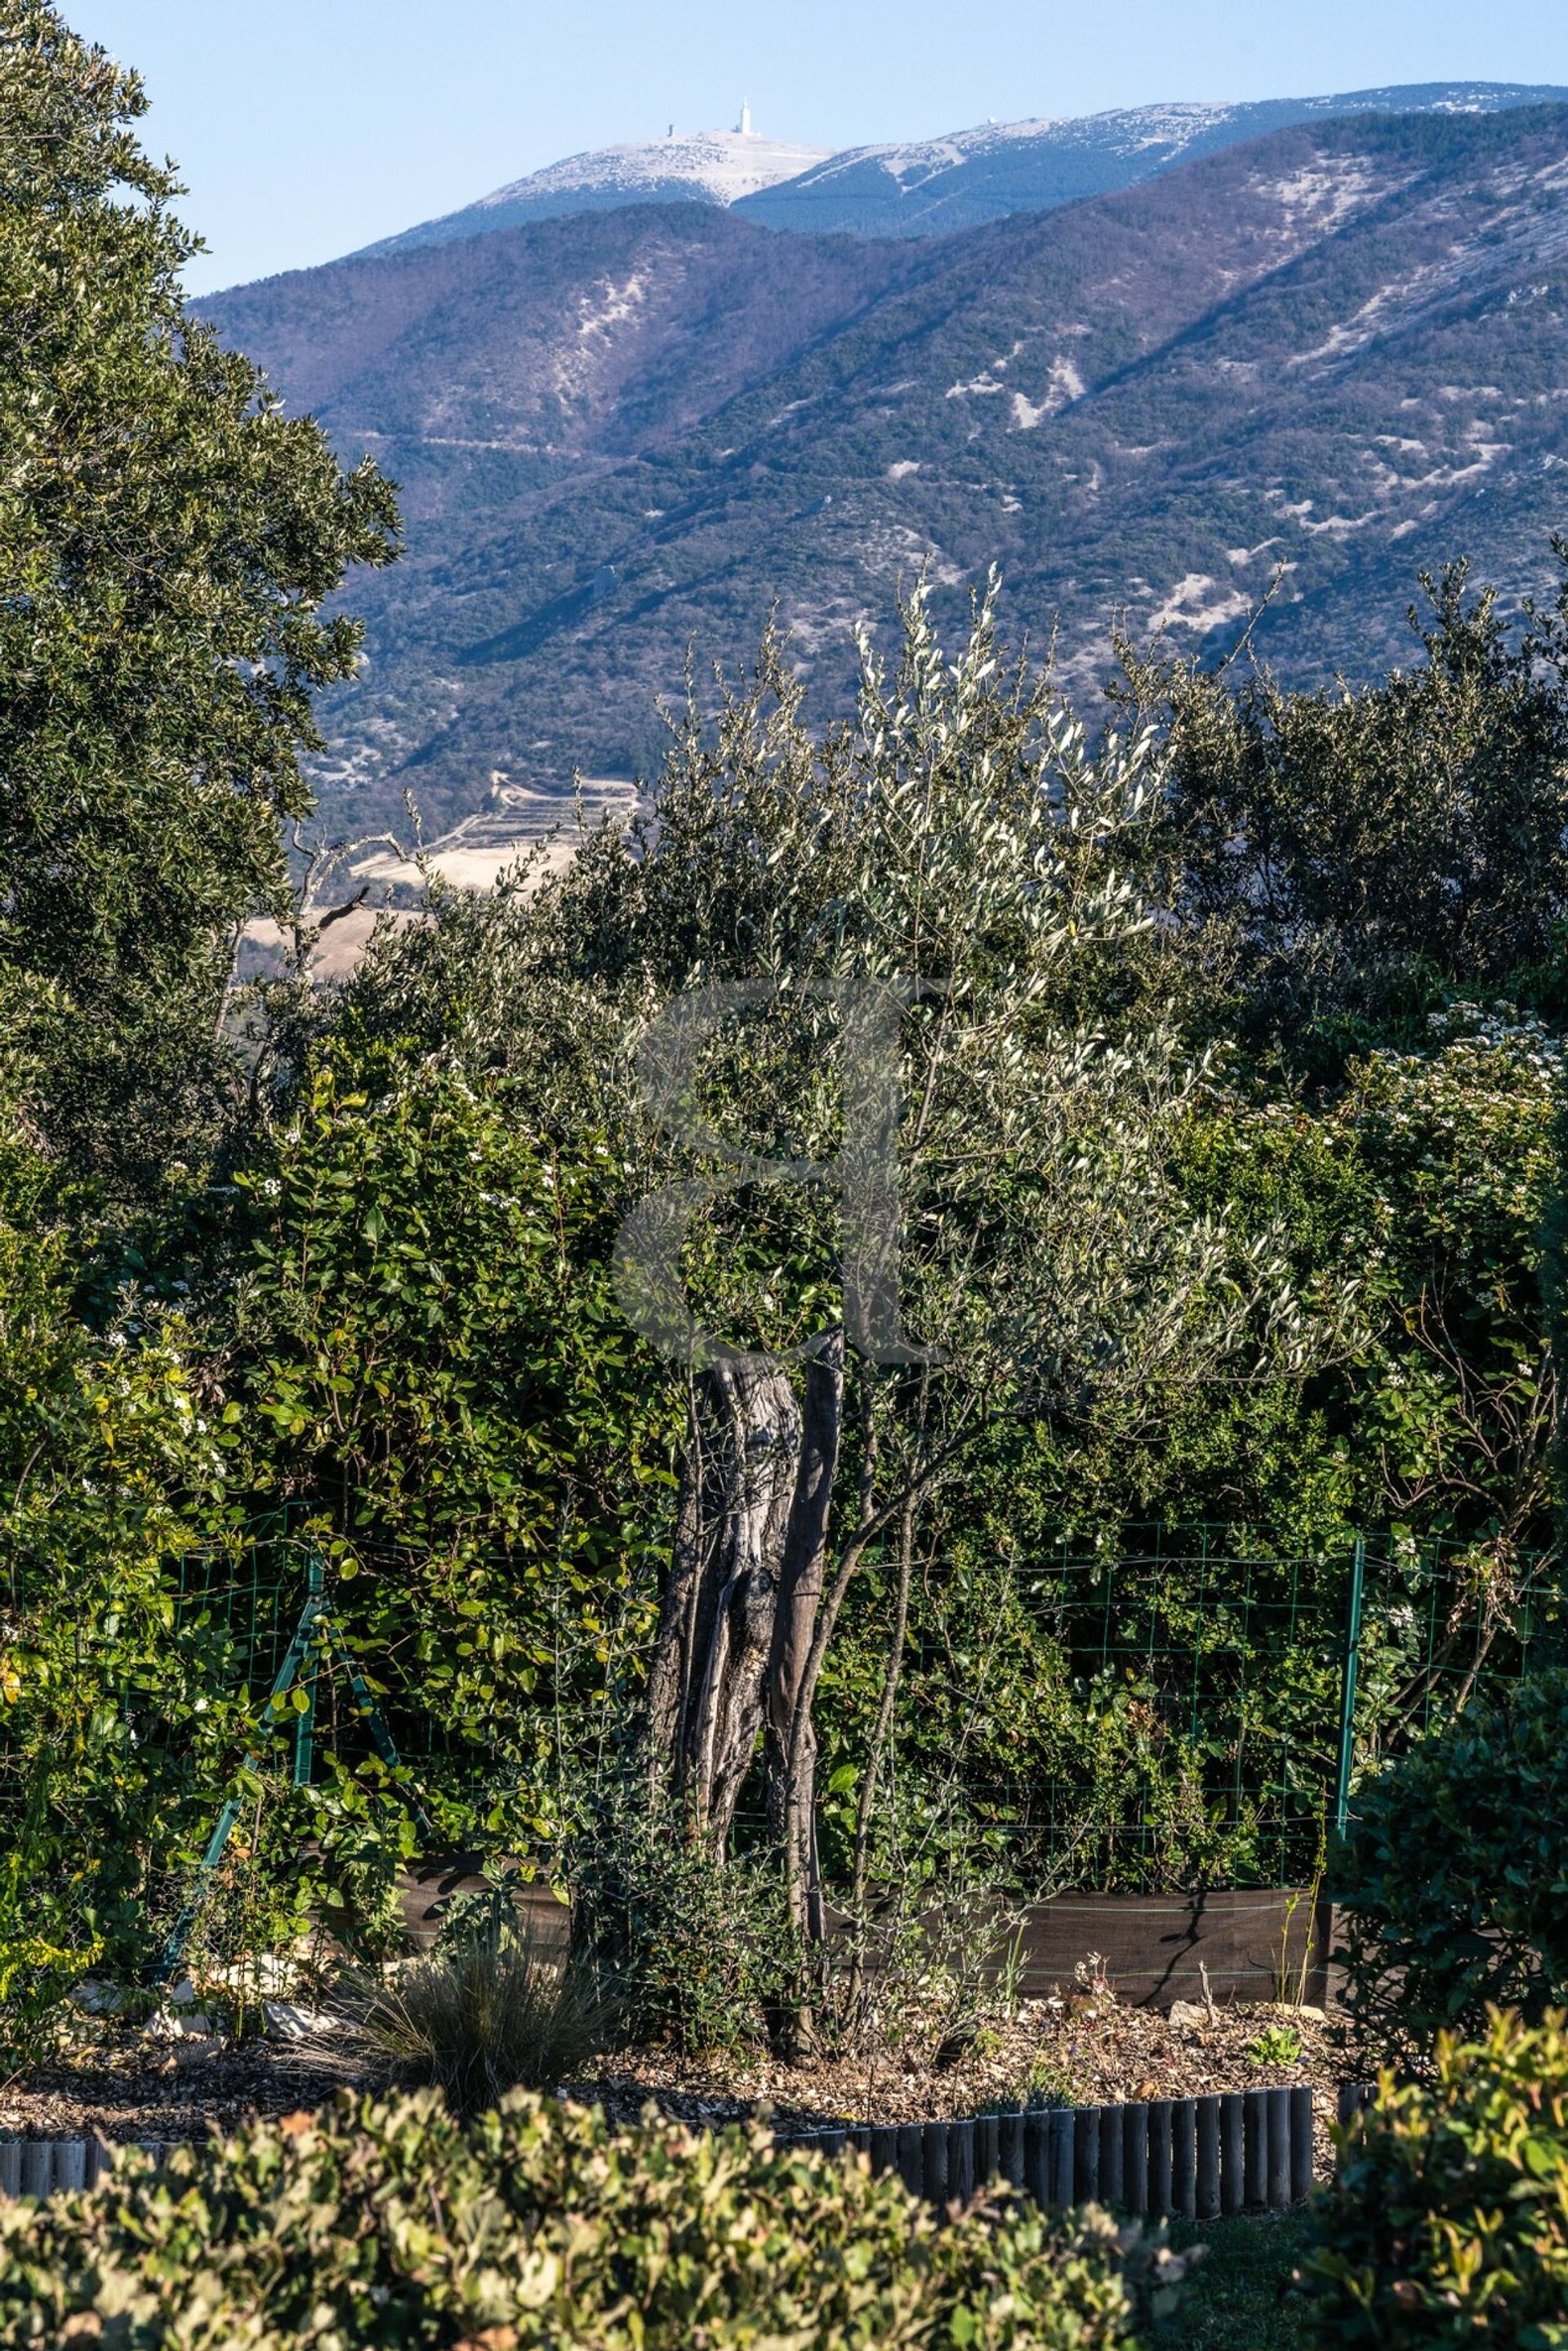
[
  {"x1": 3, "y1": 1993, "x2": 1343, "y2": 2153},
  {"x1": 568, "y1": 1997, "x2": 1340, "y2": 2133},
  {"x1": 0, "y1": 2041, "x2": 363, "y2": 2146}
]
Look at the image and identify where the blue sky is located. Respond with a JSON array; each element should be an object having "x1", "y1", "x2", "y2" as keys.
[{"x1": 72, "y1": 0, "x2": 1568, "y2": 292}]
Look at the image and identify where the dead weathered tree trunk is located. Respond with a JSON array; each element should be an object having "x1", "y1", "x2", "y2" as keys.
[
  {"x1": 642, "y1": 1357, "x2": 802, "y2": 1853},
  {"x1": 641, "y1": 1334, "x2": 853, "y2": 1866},
  {"x1": 764, "y1": 1334, "x2": 845, "y2": 1941},
  {"x1": 639, "y1": 1337, "x2": 961, "y2": 2056}
]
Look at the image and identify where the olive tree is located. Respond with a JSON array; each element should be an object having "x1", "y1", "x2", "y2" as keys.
[{"x1": 506, "y1": 583, "x2": 1312, "y2": 2024}]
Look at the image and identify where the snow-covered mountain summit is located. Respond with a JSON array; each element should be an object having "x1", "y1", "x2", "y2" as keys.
[
  {"x1": 735, "y1": 82, "x2": 1568, "y2": 235},
  {"x1": 342, "y1": 81, "x2": 1568, "y2": 266},
  {"x1": 358, "y1": 120, "x2": 831, "y2": 258}
]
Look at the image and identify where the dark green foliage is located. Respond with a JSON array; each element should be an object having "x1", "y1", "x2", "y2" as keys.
[
  {"x1": 0, "y1": 1046, "x2": 682, "y2": 1995},
  {"x1": 568, "y1": 1787, "x2": 797, "y2": 2055},
  {"x1": 1334, "y1": 1673, "x2": 1568, "y2": 2064},
  {"x1": 1540, "y1": 1086, "x2": 1568, "y2": 1575},
  {"x1": 0, "y1": 2088, "x2": 1175, "y2": 2349},
  {"x1": 6, "y1": 0, "x2": 1568, "y2": 2023},
  {"x1": 0, "y1": 0, "x2": 397, "y2": 1189},
  {"x1": 813, "y1": 1525, "x2": 1334, "y2": 1896},
  {"x1": 1169, "y1": 1006, "x2": 1562, "y2": 1547},
  {"x1": 0, "y1": 1054, "x2": 252, "y2": 2022},
  {"x1": 1302, "y1": 2009, "x2": 1568, "y2": 2345},
  {"x1": 218, "y1": 1055, "x2": 679, "y2": 1863},
  {"x1": 808, "y1": 996, "x2": 1561, "y2": 1900},
  {"x1": 8, "y1": 584, "x2": 1564, "y2": 1998},
  {"x1": 226, "y1": 1055, "x2": 675, "y2": 1560},
  {"x1": 1135, "y1": 564, "x2": 1568, "y2": 1038}
]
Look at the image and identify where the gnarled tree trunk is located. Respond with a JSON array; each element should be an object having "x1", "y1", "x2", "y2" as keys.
[
  {"x1": 642, "y1": 1357, "x2": 802, "y2": 1853},
  {"x1": 764, "y1": 1334, "x2": 844, "y2": 1940},
  {"x1": 642, "y1": 1335, "x2": 851, "y2": 1872}
]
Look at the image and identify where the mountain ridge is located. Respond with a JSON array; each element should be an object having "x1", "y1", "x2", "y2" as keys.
[
  {"x1": 333, "y1": 82, "x2": 1568, "y2": 269},
  {"x1": 202, "y1": 105, "x2": 1568, "y2": 835},
  {"x1": 735, "y1": 82, "x2": 1568, "y2": 236}
]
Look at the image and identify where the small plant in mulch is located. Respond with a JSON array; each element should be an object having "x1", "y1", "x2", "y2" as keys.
[
  {"x1": 1247, "y1": 2022, "x2": 1303, "y2": 2068},
  {"x1": 568, "y1": 1785, "x2": 795, "y2": 2059},
  {"x1": 1065, "y1": 1950, "x2": 1118, "y2": 2026},
  {"x1": 973, "y1": 2050, "x2": 1080, "y2": 2116}
]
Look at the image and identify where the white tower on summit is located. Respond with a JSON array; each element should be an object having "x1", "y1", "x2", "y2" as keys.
[{"x1": 737, "y1": 98, "x2": 754, "y2": 136}]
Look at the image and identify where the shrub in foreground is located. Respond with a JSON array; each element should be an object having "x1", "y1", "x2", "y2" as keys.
[
  {"x1": 1303, "y1": 2007, "x2": 1568, "y2": 2347},
  {"x1": 1334, "y1": 1668, "x2": 1568, "y2": 2063},
  {"x1": 0, "y1": 2087, "x2": 1183, "y2": 2349}
]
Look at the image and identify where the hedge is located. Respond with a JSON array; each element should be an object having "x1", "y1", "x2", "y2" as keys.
[
  {"x1": 1334, "y1": 1669, "x2": 1568, "y2": 2064},
  {"x1": 0, "y1": 2086, "x2": 1189, "y2": 2349},
  {"x1": 1303, "y1": 2007, "x2": 1568, "y2": 2346}
]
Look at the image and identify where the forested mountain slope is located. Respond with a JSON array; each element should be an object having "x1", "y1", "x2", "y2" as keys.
[{"x1": 205, "y1": 105, "x2": 1568, "y2": 833}]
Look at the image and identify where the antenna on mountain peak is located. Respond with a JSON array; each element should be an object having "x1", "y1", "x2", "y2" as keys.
[{"x1": 737, "y1": 98, "x2": 753, "y2": 136}]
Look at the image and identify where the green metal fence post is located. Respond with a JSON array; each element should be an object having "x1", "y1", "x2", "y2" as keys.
[
  {"x1": 292, "y1": 1554, "x2": 323, "y2": 1789},
  {"x1": 153, "y1": 1570, "x2": 327, "y2": 1984},
  {"x1": 1334, "y1": 1535, "x2": 1367, "y2": 1837}
]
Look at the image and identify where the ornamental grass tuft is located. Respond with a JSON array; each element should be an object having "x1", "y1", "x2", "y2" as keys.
[{"x1": 340, "y1": 1930, "x2": 615, "y2": 2117}]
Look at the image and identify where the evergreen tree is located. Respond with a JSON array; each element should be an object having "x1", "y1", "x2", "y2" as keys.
[{"x1": 0, "y1": 2, "x2": 399, "y2": 1192}]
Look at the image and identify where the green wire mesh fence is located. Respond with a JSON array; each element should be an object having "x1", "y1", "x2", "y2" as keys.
[
  {"x1": 118, "y1": 1519, "x2": 1568, "y2": 1902},
  {"x1": 840, "y1": 1525, "x2": 1561, "y2": 1891}
]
